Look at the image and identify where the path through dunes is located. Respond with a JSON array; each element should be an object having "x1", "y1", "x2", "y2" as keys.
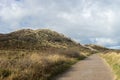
[{"x1": 55, "y1": 54, "x2": 115, "y2": 80}]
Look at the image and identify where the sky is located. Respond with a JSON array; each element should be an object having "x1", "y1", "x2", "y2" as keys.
[{"x1": 0, "y1": 0, "x2": 120, "y2": 48}]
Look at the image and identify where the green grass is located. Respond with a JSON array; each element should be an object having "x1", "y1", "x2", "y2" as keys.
[{"x1": 101, "y1": 52, "x2": 120, "y2": 80}]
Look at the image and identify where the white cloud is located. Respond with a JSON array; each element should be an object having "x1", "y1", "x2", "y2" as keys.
[
  {"x1": 0, "y1": 0, "x2": 120, "y2": 48},
  {"x1": 0, "y1": 1, "x2": 26, "y2": 21},
  {"x1": 90, "y1": 38, "x2": 118, "y2": 46},
  {"x1": 109, "y1": 46, "x2": 120, "y2": 49}
]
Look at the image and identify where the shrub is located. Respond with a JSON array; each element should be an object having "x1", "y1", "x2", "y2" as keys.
[
  {"x1": 60, "y1": 50, "x2": 86, "y2": 59},
  {"x1": 0, "y1": 69, "x2": 11, "y2": 79}
]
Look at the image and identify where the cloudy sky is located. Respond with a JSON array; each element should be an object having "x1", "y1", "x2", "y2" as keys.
[{"x1": 0, "y1": 0, "x2": 120, "y2": 48}]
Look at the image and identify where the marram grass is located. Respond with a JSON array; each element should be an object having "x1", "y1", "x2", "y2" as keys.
[
  {"x1": 0, "y1": 49, "x2": 87, "y2": 80},
  {"x1": 101, "y1": 52, "x2": 120, "y2": 80}
]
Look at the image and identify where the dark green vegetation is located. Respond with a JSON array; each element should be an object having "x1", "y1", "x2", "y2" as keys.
[
  {"x1": 0, "y1": 29, "x2": 77, "y2": 49},
  {"x1": 0, "y1": 29, "x2": 99, "y2": 80}
]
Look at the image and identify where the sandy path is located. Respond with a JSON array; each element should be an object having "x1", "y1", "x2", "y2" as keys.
[{"x1": 55, "y1": 54, "x2": 115, "y2": 80}]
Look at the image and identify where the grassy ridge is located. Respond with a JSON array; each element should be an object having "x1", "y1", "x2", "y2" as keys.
[
  {"x1": 85, "y1": 44, "x2": 109, "y2": 52},
  {"x1": 101, "y1": 52, "x2": 120, "y2": 80},
  {"x1": 0, "y1": 29, "x2": 96, "y2": 54},
  {"x1": 0, "y1": 29, "x2": 96, "y2": 80},
  {"x1": 0, "y1": 29, "x2": 77, "y2": 50}
]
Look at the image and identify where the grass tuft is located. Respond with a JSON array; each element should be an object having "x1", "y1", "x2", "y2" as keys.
[{"x1": 101, "y1": 52, "x2": 120, "y2": 80}]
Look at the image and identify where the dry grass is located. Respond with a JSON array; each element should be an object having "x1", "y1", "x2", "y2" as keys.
[
  {"x1": 101, "y1": 52, "x2": 120, "y2": 80},
  {"x1": 0, "y1": 29, "x2": 96, "y2": 80},
  {"x1": 0, "y1": 49, "x2": 87, "y2": 80}
]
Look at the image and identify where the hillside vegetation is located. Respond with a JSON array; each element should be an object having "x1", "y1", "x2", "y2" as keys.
[
  {"x1": 85, "y1": 44, "x2": 109, "y2": 52},
  {"x1": 0, "y1": 29, "x2": 96, "y2": 54},
  {"x1": 0, "y1": 29, "x2": 97, "y2": 80},
  {"x1": 0, "y1": 29, "x2": 77, "y2": 49}
]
